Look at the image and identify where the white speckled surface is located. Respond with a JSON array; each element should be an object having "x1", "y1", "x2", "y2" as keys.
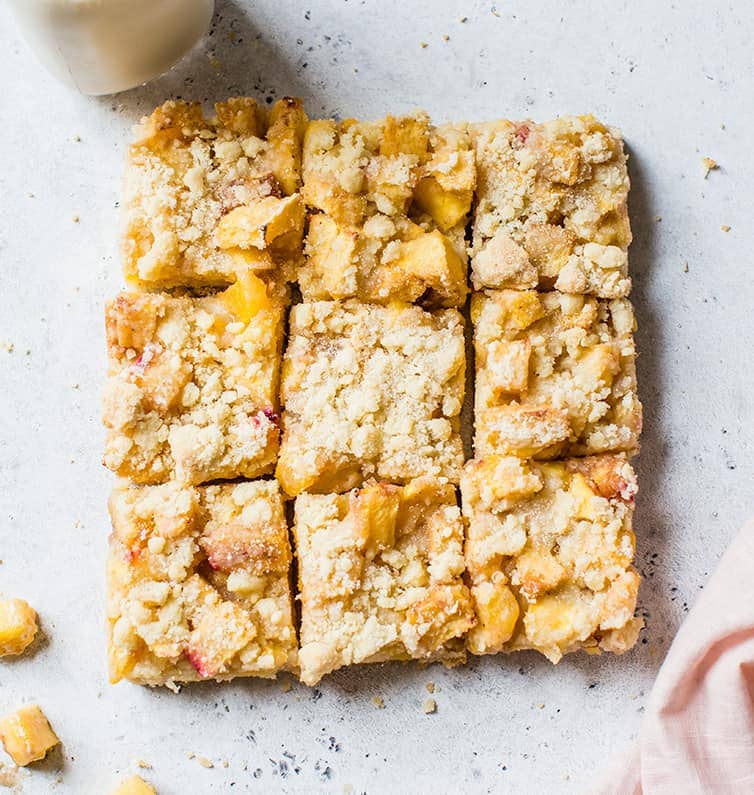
[{"x1": 0, "y1": 1, "x2": 752, "y2": 792}]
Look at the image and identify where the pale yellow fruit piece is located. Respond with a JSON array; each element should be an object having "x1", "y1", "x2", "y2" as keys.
[
  {"x1": 485, "y1": 339, "x2": 531, "y2": 394},
  {"x1": 570, "y1": 472, "x2": 599, "y2": 520},
  {"x1": 111, "y1": 775, "x2": 158, "y2": 795},
  {"x1": 219, "y1": 270, "x2": 271, "y2": 324},
  {"x1": 413, "y1": 175, "x2": 472, "y2": 232},
  {"x1": 0, "y1": 599, "x2": 38, "y2": 657},
  {"x1": 392, "y1": 229, "x2": 466, "y2": 303},
  {"x1": 467, "y1": 580, "x2": 520, "y2": 654},
  {"x1": 352, "y1": 483, "x2": 400, "y2": 554},
  {"x1": 577, "y1": 343, "x2": 620, "y2": 387},
  {"x1": 380, "y1": 115, "x2": 430, "y2": 158},
  {"x1": 215, "y1": 195, "x2": 304, "y2": 251},
  {"x1": 0, "y1": 704, "x2": 59, "y2": 766}
]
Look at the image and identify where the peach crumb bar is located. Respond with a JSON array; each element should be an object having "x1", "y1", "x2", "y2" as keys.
[
  {"x1": 471, "y1": 115, "x2": 631, "y2": 297},
  {"x1": 299, "y1": 114, "x2": 474, "y2": 307},
  {"x1": 107, "y1": 479, "x2": 297, "y2": 685},
  {"x1": 472, "y1": 289, "x2": 642, "y2": 459},
  {"x1": 276, "y1": 300, "x2": 466, "y2": 496},
  {"x1": 124, "y1": 97, "x2": 307, "y2": 289},
  {"x1": 103, "y1": 272, "x2": 286, "y2": 485},
  {"x1": 461, "y1": 454, "x2": 642, "y2": 662},
  {"x1": 294, "y1": 479, "x2": 475, "y2": 685}
]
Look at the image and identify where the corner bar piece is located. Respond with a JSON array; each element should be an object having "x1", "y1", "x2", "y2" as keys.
[
  {"x1": 107, "y1": 479, "x2": 297, "y2": 685},
  {"x1": 471, "y1": 115, "x2": 631, "y2": 297},
  {"x1": 124, "y1": 97, "x2": 307, "y2": 289},
  {"x1": 461, "y1": 454, "x2": 642, "y2": 662}
]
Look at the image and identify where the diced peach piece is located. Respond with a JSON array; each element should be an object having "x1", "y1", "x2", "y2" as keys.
[
  {"x1": 215, "y1": 195, "x2": 304, "y2": 251},
  {"x1": 111, "y1": 775, "x2": 158, "y2": 795},
  {"x1": 486, "y1": 339, "x2": 531, "y2": 394},
  {"x1": 351, "y1": 483, "x2": 400, "y2": 554},
  {"x1": 391, "y1": 229, "x2": 466, "y2": 303},
  {"x1": 413, "y1": 175, "x2": 472, "y2": 232},
  {"x1": 0, "y1": 599, "x2": 38, "y2": 657},
  {"x1": 219, "y1": 270, "x2": 271, "y2": 324},
  {"x1": 379, "y1": 115, "x2": 430, "y2": 158},
  {"x1": 0, "y1": 704, "x2": 59, "y2": 766},
  {"x1": 466, "y1": 580, "x2": 520, "y2": 655}
]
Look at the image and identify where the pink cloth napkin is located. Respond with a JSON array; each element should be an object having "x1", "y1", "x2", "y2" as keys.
[{"x1": 597, "y1": 519, "x2": 754, "y2": 794}]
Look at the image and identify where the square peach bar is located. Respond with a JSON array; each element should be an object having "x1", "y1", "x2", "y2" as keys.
[
  {"x1": 294, "y1": 479, "x2": 475, "y2": 685},
  {"x1": 472, "y1": 289, "x2": 641, "y2": 459},
  {"x1": 299, "y1": 114, "x2": 474, "y2": 307},
  {"x1": 107, "y1": 479, "x2": 297, "y2": 686},
  {"x1": 103, "y1": 271, "x2": 286, "y2": 485},
  {"x1": 471, "y1": 115, "x2": 631, "y2": 297},
  {"x1": 461, "y1": 454, "x2": 642, "y2": 662},
  {"x1": 276, "y1": 300, "x2": 466, "y2": 496},
  {"x1": 124, "y1": 97, "x2": 307, "y2": 289}
]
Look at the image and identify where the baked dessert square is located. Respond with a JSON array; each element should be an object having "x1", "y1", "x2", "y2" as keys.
[
  {"x1": 276, "y1": 300, "x2": 466, "y2": 496},
  {"x1": 299, "y1": 114, "x2": 474, "y2": 307},
  {"x1": 124, "y1": 97, "x2": 307, "y2": 289},
  {"x1": 107, "y1": 479, "x2": 297, "y2": 685},
  {"x1": 294, "y1": 478, "x2": 475, "y2": 685},
  {"x1": 461, "y1": 454, "x2": 642, "y2": 662},
  {"x1": 471, "y1": 115, "x2": 631, "y2": 297},
  {"x1": 103, "y1": 271, "x2": 286, "y2": 485},
  {"x1": 472, "y1": 289, "x2": 641, "y2": 459}
]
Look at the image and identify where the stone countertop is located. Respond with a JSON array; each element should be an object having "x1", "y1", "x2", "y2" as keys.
[{"x1": 0, "y1": 0, "x2": 752, "y2": 792}]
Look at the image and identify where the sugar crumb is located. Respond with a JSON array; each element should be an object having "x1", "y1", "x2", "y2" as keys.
[{"x1": 422, "y1": 698, "x2": 437, "y2": 714}]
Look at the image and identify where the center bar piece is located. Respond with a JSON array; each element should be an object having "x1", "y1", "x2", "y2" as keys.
[{"x1": 276, "y1": 300, "x2": 466, "y2": 496}]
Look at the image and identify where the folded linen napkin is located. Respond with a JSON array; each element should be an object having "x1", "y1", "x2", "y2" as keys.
[{"x1": 597, "y1": 519, "x2": 754, "y2": 795}]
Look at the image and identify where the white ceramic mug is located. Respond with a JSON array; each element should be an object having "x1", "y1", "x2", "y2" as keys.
[{"x1": 7, "y1": 0, "x2": 215, "y2": 95}]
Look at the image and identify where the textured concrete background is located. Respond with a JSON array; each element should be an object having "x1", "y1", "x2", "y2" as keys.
[{"x1": 0, "y1": 1, "x2": 752, "y2": 792}]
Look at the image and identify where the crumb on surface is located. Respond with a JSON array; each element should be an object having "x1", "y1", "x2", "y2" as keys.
[
  {"x1": 72, "y1": 214, "x2": 80, "y2": 223},
  {"x1": 420, "y1": 41, "x2": 428, "y2": 48},
  {"x1": 425, "y1": 681, "x2": 435, "y2": 693},
  {"x1": 371, "y1": 696, "x2": 385, "y2": 709},
  {"x1": 423, "y1": 698, "x2": 437, "y2": 714},
  {"x1": 721, "y1": 224, "x2": 731, "y2": 232},
  {"x1": 136, "y1": 759, "x2": 152, "y2": 769},
  {"x1": 196, "y1": 756, "x2": 214, "y2": 769},
  {"x1": 683, "y1": 262, "x2": 689, "y2": 273},
  {"x1": 702, "y1": 156, "x2": 718, "y2": 177},
  {"x1": 1, "y1": 340, "x2": 13, "y2": 353}
]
